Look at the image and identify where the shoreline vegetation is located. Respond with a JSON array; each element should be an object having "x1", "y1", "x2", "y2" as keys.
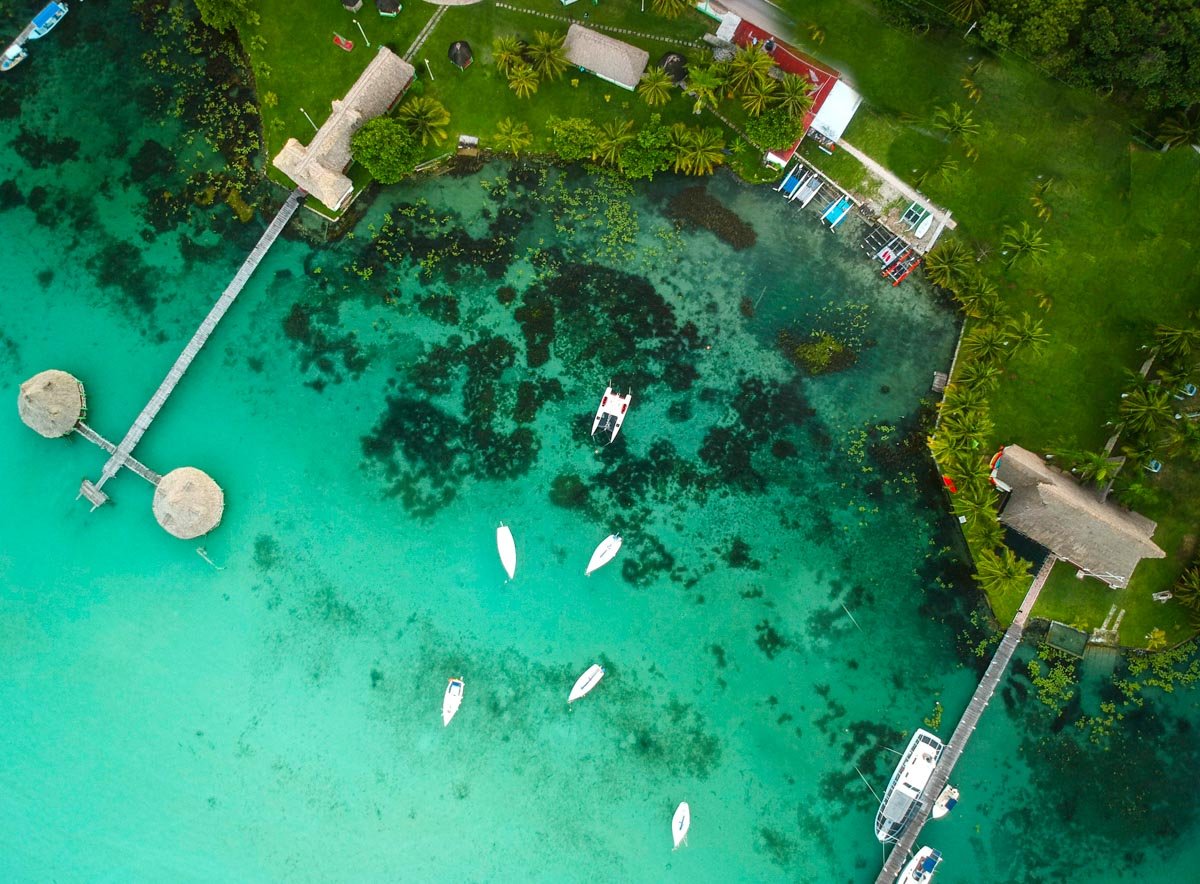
[{"x1": 175, "y1": 1, "x2": 1200, "y2": 650}]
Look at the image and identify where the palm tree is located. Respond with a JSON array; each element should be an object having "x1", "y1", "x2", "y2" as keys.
[
  {"x1": 686, "y1": 65, "x2": 724, "y2": 115},
  {"x1": 1174, "y1": 567, "x2": 1200, "y2": 610},
  {"x1": 727, "y1": 44, "x2": 775, "y2": 93},
  {"x1": 679, "y1": 127, "x2": 726, "y2": 175},
  {"x1": 1119, "y1": 386, "x2": 1175, "y2": 435},
  {"x1": 969, "y1": 515, "x2": 1006, "y2": 551},
  {"x1": 592, "y1": 119, "x2": 634, "y2": 168},
  {"x1": 1163, "y1": 418, "x2": 1200, "y2": 461},
  {"x1": 1158, "y1": 107, "x2": 1199, "y2": 150},
  {"x1": 492, "y1": 35, "x2": 524, "y2": 76},
  {"x1": 1155, "y1": 324, "x2": 1200, "y2": 362},
  {"x1": 507, "y1": 62, "x2": 539, "y2": 99},
  {"x1": 398, "y1": 96, "x2": 451, "y2": 145},
  {"x1": 948, "y1": 0, "x2": 987, "y2": 23},
  {"x1": 923, "y1": 238, "x2": 973, "y2": 290},
  {"x1": 493, "y1": 117, "x2": 533, "y2": 156},
  {"x1": 1006, "y1": 312, "x2": 1050, "y2": 354},
  {"x1": 669, "y1": 123, "x2": 693, "y2": 173},
  {"x1": 776, "y1": 73, "x2": 814, "y2": 119},
  {"x1": 741, "y1": 80, "x2": 777, "y2": 116},
  {"x1": 962, "y1": 324, "x2": 1012, "y2": 364},
  {"x1": 527, "y1": 30, "x2": 568, "y2": 81},
  {"x1": 1145, "y1": 628, "x2": 1168, "y2": 651},
  {"x1": 952, "y1": 482, "x2": 998, "y2": 527},
  {"x1": 1001, "y1": 221, "x2": 1048, "y2": 268},
  {"x1": 956, "y1": 359, "x2": 1002, "y2": 392},
  {"x1": 637, "y1": 67, "x2": 674, "y2": 107},
  {"x1": 650, "y1": 0, "x2": 691, "y2": 18},
  {"x1": 939, "y1": 383, "x2": 988, "y2": 419},
  {"x1": 973, "y1": 546, "x2": 1033, "y2": 599},
  {"x1": 1065, "y1": 448, "x2": 1122, "y2": 486},
  {"x1": 933, "y1": 103, "x2": 979, "y2": 142},
  {"x1": 952, "y1": 271, "x2": 999, "y2": 318}
]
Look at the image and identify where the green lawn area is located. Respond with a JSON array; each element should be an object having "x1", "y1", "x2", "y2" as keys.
[{"x1": 777, "y1": 0, "x2": 1200, "y2": 646}]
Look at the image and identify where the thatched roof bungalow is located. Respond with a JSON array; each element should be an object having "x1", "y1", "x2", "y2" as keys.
[
  {"x1": 562, "y1": 25, "x2": 649, "y2": 91},
  {"x1": 273, "y1": 47, "x2": 415, "y2": 212},
  {"x1": 17, "y1": 369, "x2": 84, "y2": 438},
  {"x1": 153, "y1": 467, "x2": 225, "y2": 539},
  {"x1": 992, "y1": 445, "x2": 1165, "y2": 588}
]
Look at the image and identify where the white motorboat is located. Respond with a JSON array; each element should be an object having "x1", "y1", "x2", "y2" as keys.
[
  {"x1": 568, "y1": 663, "x2": 605, "y2": 703},
  {"x1": 875, "y1": 728, "x2": 944, "y2": 842},
  {"x1": 591, "y1": 386, "x2": 632, "y2": 444},
  {"x1": 672, "y1": 801, "x2": 690, "y2": 849},
  {"x1": 585, "y1": 533, "x2": 622, "y2": 576},
  {"x1": 931, "y1": 785, "x2": 959, "y2": 820},
  {"x1": 442, "y1": 677, "x2": 464, "y2": 726},
  {"x1": 496, "y1": 522, "x2": 516, "y2": 579},
  {"x1": 896, "y1": 846, "x2": 942, "y2": 883}
]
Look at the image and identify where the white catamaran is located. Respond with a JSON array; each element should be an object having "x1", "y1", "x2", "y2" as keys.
[
  {"x1": 875, "y1": 728, "x2": 944, "y2": 842},
  {"x1": 590, "y1": 386, "x2": 631, "y2": 444}
]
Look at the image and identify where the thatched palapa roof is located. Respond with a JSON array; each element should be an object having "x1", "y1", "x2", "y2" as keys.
[
  {"x1": 18, "y1": 369, "x2": 84, "y2": 438},
  {"x1": 153, "y1": 467, "x2": 225, "y2": 539},
  {"x1": 448, "y1": 41, "x2": 472, "y2": 69},
  {"x1": 273, "y1": 47, "x2": 415, "y2": 211},
  {"x1": 993, "y1": 445, "x2": 1165, "y2": 587},
  {"x1": 657, "y1": 51, "x2": 688, "y2": 85},
  {"x1": 563, "y1": 25, "x2": 649, "y2": 91}
]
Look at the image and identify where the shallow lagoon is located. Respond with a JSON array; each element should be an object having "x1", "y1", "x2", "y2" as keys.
[{"x1": 3, "y1": 6, "x2": 1200, "y2": 883}]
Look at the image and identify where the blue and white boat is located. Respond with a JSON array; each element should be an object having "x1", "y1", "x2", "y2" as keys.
[
  {"x1": 875, "y1": 728, "x2": 944, "y2": 842},
  {"x1": 896, "y1": 845, "x2": 942, "y2": 883},
  {"x1": 1, "y1": 42, "x2": 28, "y2": 71},
  {"x1": 29, "y1": 3, "x2": 68, "y2": 40}
]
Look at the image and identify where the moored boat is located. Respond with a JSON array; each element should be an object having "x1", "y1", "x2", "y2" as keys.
[
  {"x1": 931, "y1": 785, "x2": 958, "y2": 820},
  {"x1": 875, "y1": 728, "x2": 944, "y2": 842},
  {"x1": 568, "y1": 663, "x2": 604, "y2": 703},
  {"x1": 591, "y1": 386, "x2": 632, "y2": 444},
  {"x1": 584, "y1": 533, "x2": 622, "y2": 576},
  {"x1": 896, "y1": 846, "x2": 942, "y2": 883},
  {"x1": 442, "y1": 677, "x2": 464, "y2": 726},
  {"x1": 496, "y1": 522, "x2": 516, "y2": 579},
  {"x1": 2, "y1": 42, "x2": 27, "y2": 71},
  {"x1": 672, "y1": 801, "x2": 690, "y2": 849},
  {"x1": 29, "y1": 3, "x2": 68, "y2": 40}
]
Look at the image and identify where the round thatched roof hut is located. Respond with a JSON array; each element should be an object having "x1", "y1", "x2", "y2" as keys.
[
  {"x1": 657, "y1": 51, "x2": 688, "y2": 85},
  {"x1": 448, "y1": 41, "x2": 473, "y2": 70},
  {"x1": 153, "y1": 467, "x2": 225, "y2": 539},
  {"x1": 17, "y1": 369, "x2": 84, "y2": 438}
]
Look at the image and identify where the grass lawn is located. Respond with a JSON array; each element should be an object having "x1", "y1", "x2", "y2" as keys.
[{"x1": 768, "y1": 0, "x2": 1200, "y2": 646}]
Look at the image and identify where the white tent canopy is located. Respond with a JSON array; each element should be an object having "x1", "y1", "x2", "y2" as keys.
[{"x1": 810, "y1": 79, "x2": 862, "y2": 142}]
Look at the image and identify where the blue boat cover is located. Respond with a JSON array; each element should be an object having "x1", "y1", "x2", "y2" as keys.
[
  {"x1": 920, "y1": 857, "x2": 937, "y2": 872},
  {"x1": 33, "y1": 4, "x2": 64, "y2": 29}
]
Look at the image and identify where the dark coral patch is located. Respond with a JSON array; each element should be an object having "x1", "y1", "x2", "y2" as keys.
[
  {"x1": 666, "y1": 185, "x2": 757, "y2": 250},
  {"x1": 14, "y1": 127, "x2": 81, "y2": 169}
]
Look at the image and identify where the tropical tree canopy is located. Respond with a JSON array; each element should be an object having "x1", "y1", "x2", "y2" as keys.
[
  {"x1": 194, "y1": 0, "x2": 259, "y2": 31},
  {"x1": 493, "y1": 117, "x2": 534, "y2": 156},
  {"x1": 397, "y1": 96, "x2": 451, "y2": 145},
  {"x1": 492, "y1": 35, "x2": 524, "y2": 75},
  {"x1": 350, "y1": 117, "x2": 421, "y2": 184},
  {"x1": 637, "y1": 67, "x2": 675, "y2": 107},
  {"x1": 527, "y1": 30, "x2": 569, "y2": 80}
]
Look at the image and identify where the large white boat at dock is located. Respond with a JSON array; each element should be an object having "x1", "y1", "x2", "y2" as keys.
[{"x1": 875, "y1": 728, "x2": 944, "y2": 842}]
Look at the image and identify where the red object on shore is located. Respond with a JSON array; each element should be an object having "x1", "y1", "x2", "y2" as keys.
[
  {"x1": 942, "y1": 475, "x2": 958, "y2": 493},
  {"x1": 333, "y1": 34, "x2": 354, "y2": 52}
]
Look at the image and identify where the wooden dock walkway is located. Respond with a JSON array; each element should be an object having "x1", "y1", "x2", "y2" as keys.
[
  {"x1": 88, "y1": 188, "x2": 304, "y2": 495},
  {"x1": 875, "y1": 554, "x2": 1058, "y2": 883},
  {"x1": 75, "y1": 422, "x2": 161, "y2": 485}
]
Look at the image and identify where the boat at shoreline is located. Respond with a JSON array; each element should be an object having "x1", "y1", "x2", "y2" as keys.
[
  {"x1": 931, "y1": 784, "x2": 958, "y2": 820},
  {"x1": 568, "y1": 663, "x2": 604, "y2": 703},
  {"x1": 585, "y1": 533, "x2": 621, "y2": 576},
  {"x1": 896, "y1": 846, "x2": 942, "y2": 883},
  {"x1": 672, "y1": 801, "x2": 690, "y2": 849},
  {"x1": 875, "y1": 728, "x2": 944, "y2": 842},
  {"x1": 496, "y1": 522, "x2": 516, "y2": 579},
  {"x1": 442, "y1": 677, "x2": 464, "y2": 726},
  {"x1": 590, "y1": 386, "x2": 631, "y2": 444},
  {"x1": 2, "y1": 42, "x2": 27, "y2": 71},
  {"x1": 29, "y1": 3, "x2": 68, "y2": 40}
]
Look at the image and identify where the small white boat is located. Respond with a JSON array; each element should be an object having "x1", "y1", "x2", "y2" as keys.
[
  {"x1": 914, "y1": 213, "x2": 935, "y2": 239},
  {"x1": 931, "y1": 785, "x2": 959, "y2": 820},
  {"x1": 585, "y1": 533, "x2": 622, "y2": 576},
  {"x1": 1, "y1": 43, "x2": 26, "y2": 71},
  {"x1": 672, "y1": 801, "x2": 690, "y2": 849},
  {"x1": 442, "y1": 677, "x2": 464, "y2": 726},
  {"x1": 496, "y1": 522, "x2": 516, "y2": 579},
  {"x1": 591, "y1": 386, "x2": 632, "y2": 444},
  {"x1": 568, "y1": 663, "x2": 605, "y2": 703},
  {"x1": 896, "y1": 845, "x2": 942, "y2": 883},
  {"x1": 875, "y1": 728, "x2": 944, "y2": 842}
]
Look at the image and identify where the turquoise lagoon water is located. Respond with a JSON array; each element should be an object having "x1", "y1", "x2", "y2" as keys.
[{"x1": 4, "y1": 6, "x2": 1200, "y2": 883}]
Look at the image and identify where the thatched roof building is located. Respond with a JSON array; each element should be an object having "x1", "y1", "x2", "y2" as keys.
[
  {"x1": 273, "y1": 47, "x2": 415, "y2": 211},
  {"x1": 563, "y1": 25, "x2": 649, "y2": 91},
  {"x1": 448, "y1": 41, "x2": 472, "y2": 69},
  {"x1": 17, "y1": 369, "x2": 84, "y2": 438},
  {"x1": 992, "y1": 445, "x2": 1165, "y2": 588},
  {"x1": 153, "y1": 467, "x2": 225, "y2": 539},
  {"x1": 657, "y1": 51, "x2": 688, "y2": 85},
  {"x1": 376, "y1": 0, "x2": 399, "y2": 15}
]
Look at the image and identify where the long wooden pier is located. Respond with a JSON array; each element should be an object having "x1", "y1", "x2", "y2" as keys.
[
  {"x1": 875, "y1": 554, "x2": 1058, "y2": 883},
  {"x1": 85, "y1": 188, "x2": 304, "y2": 499},
  {"x1": 75, "y1": 422, "x2": 161, "y2": 486}
]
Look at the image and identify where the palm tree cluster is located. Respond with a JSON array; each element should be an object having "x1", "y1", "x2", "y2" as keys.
[
  {"x1": 675, "y1": 47, "x2": 813, "y2": 123},
  {"x1": 1172, "y1": 567, "x2": 1200, "y2": 627},
  {"x1": 493, "y1": 31, "x2": 568, "y2": 99}
]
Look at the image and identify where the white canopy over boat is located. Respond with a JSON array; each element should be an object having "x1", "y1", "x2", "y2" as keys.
[
  {"x1": 496, "y1": 523, "x2": 516, "y2": 579},
  {"x1": 442, "y1": 677, "x2": 464, "y2": 727},
  {"x1": 585, "y1": 534, "x2": 622, "y2": 576},
  {"x1": 672, "y1": 801, "x2": 690, "y2": 849},
  {"x1": 591, "y1": 386, "x2": 632, "y2": 444},
  {"x1": 568, "y1": 663, "x2": 605, "y2": 703}
]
